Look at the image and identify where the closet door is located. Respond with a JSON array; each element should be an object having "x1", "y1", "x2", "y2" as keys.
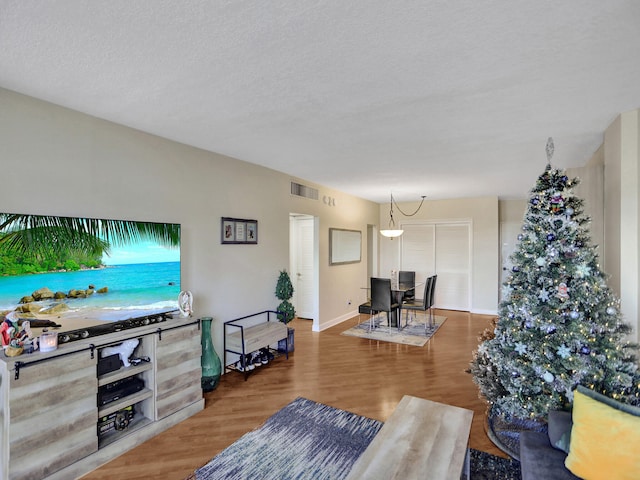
[
  {"x1": 434, "y1": 224, "x2": 470, "y2": 310},
  {"x1": 401, "y1": 224, "x2": 435, "y2": 299},
  {"x1": 400, "y1": 222, "x2": 470, "y2": 310}
]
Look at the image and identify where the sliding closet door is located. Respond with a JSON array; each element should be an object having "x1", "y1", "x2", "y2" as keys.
[
  {"x1": 401, "y1": 224, "x2": 435, "y2": 298},
  {"x1": 434, "y1": 224, "x2": 470, "y2": 310},
  {"x1": 400, "y1": 222, "x2": 470, "y2": 310}
]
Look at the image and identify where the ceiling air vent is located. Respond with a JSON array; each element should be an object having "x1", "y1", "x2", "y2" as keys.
[{"x1": 290, "y1": 182, "x2": 319, "y2": 200}]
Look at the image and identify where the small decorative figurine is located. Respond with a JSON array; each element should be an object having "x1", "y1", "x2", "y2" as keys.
[
  {"x1": 178, "y1": 290, "x2": 193, "y2": 317},
  {"x1": 102, "y1": 339, "x2": 140, "y2": 367}
]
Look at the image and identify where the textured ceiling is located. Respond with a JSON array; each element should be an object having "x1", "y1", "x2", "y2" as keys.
[{"x1": 1, "y1": 1, "x2": 639, "y2": 203}]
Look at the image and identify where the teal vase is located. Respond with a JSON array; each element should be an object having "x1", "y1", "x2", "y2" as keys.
[{"x1": 200, "y1": 317, "x2": 221, "y2": 392}]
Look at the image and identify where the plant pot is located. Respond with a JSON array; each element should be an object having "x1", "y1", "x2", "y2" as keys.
[{"x1": 277, "y1": 327, "x2": 295, "y2": 353}]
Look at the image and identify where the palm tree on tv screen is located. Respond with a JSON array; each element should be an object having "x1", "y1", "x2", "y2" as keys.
[{"x1": 0, "y1": 213, "x2": 180, "y2": 261}]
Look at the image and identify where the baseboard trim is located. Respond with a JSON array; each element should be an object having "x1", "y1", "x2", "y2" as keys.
[
  {"x1": 471, "y1": 309, "x2": 498, "y2": 316},
  {"x1": 314, "y1": 310, "x2": 357, "y2": 332}
]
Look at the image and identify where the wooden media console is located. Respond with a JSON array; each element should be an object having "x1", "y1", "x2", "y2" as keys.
[{"x1": 0, "y1": 316, "x2": 204, "y2": 480}]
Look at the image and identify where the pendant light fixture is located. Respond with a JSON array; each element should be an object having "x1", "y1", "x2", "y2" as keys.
[{"x1": 380, "y1": 193, "x2": 426, "y2": 239}]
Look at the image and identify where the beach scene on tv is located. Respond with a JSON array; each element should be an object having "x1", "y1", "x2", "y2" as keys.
[{"x1": 0, "y1": 213, "x2": 181, "y2": 331}]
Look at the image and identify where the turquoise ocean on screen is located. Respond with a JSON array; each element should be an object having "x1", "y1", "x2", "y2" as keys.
[{"x1": 0, "y1": 262, "x2": 180, "y2": 313}]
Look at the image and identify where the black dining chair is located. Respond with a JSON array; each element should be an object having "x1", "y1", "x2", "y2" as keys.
[
  {"x1": 428, "y1": 274, "x2": 437, "y2": 328},
  {"x1": 398, "y1": 270, "x2": 416, "y2": 302},
  {"x1": 370, "y1": 277, "x2": 402, "y2": 332},
  {"x1": 403, "y1": 275, "x2": 436, "y2": 332},
  {"x1": 357, "y1": 301, "x2": 372, "y2": 326}
]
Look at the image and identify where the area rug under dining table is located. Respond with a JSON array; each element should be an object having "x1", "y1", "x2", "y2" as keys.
[
  {"x1": 187, "y1": 397, "x2": 521, "y2": 480},
  {"x1": 340, "y1": 314, "x2": 447, "y2": 347}
]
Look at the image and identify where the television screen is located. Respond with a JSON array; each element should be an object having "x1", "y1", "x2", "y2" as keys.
[{"x1": 0, "y1": 212, "x2": 181, "y2": 343}]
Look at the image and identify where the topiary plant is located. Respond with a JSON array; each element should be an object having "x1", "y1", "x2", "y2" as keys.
[{"x1": 275, "y1": 269, "x2": 295, "y2": 323}]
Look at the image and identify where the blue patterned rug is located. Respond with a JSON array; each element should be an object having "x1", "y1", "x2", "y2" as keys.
[{"x1": 191, "y1": 397, "x2": 521, "y2": 479}]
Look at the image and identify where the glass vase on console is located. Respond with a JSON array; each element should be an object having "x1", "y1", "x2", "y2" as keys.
[{"x1": 200, "y1": 317, "x2": 221, "y2": 392}]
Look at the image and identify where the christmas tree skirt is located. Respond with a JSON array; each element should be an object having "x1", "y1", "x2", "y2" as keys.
[{"x1": 487, "y1": 406, "x2": 548, "y2": 461}]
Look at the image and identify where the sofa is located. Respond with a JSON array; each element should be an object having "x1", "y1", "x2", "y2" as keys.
[
  {"x1": 519, "y1": 410, "x2": 580, "y2": 480},
  {"x1": 519, "y1": 385, "x2": 640, "y2": 480}
]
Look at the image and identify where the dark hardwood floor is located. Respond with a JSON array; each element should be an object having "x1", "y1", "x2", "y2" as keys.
[{"x1": 81, "y1": 310, "x2": 502, "y2": 480}]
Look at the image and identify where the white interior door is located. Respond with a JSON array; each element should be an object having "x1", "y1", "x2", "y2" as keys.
[
  {"x1": 500, "y1": 221, "x2": 522, "y2": 302},
  {"x1": 291, "y1": 215, "x2": 315, "y2": 320}
]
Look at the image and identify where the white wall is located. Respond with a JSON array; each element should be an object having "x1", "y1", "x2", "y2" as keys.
[
  {"x1": 379, "y1": 196, "x2": 500, "y2": 314},
  {"x1": 604, "y1": 109, "x2": 640, "y2": 343},
  {"x1": 499, "y1": 199, "x2": 526, "y2": 225},
  {"x1": 0, "y1": 88, "x2": 379, "y2": 358},
  {"x1": 570, "y1": 146, "x2": 605, "y2": 256}
]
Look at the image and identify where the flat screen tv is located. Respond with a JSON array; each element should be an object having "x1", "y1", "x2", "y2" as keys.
[{"x1": 0, "y1": 212, "x2": 181, "y2": 342}]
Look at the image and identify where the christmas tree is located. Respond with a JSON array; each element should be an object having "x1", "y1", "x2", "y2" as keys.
[{"x1": 470, "y1": 149, "x2": 640, "y2": 420}]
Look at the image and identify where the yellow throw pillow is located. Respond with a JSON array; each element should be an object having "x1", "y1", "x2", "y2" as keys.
[{"x1": 565, "y1": 386, "x2": 640, "y2": 480}]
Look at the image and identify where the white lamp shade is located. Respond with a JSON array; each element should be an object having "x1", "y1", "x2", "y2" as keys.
[{"x1": 380, "y1": 229, "x2": 403, "y2": 238}]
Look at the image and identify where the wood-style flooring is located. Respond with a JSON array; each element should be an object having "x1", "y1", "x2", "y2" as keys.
[{"x1": 81, "y1": 310, "x2": 502, "y2": 480}]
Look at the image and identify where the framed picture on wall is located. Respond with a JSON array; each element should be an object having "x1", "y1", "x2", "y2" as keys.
[
  {"x1": 246, "y1": 220, "x2": 258, "y2": 244},
  {"x1": 222, "y1": 218, "x2": 235, "y2": 243},
  {"x1": 221, "y1": 217, "x2": 258, "y2": 244},
  {"x1": 235, "y1": 221, "x2": 246, "y2": 242}
]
